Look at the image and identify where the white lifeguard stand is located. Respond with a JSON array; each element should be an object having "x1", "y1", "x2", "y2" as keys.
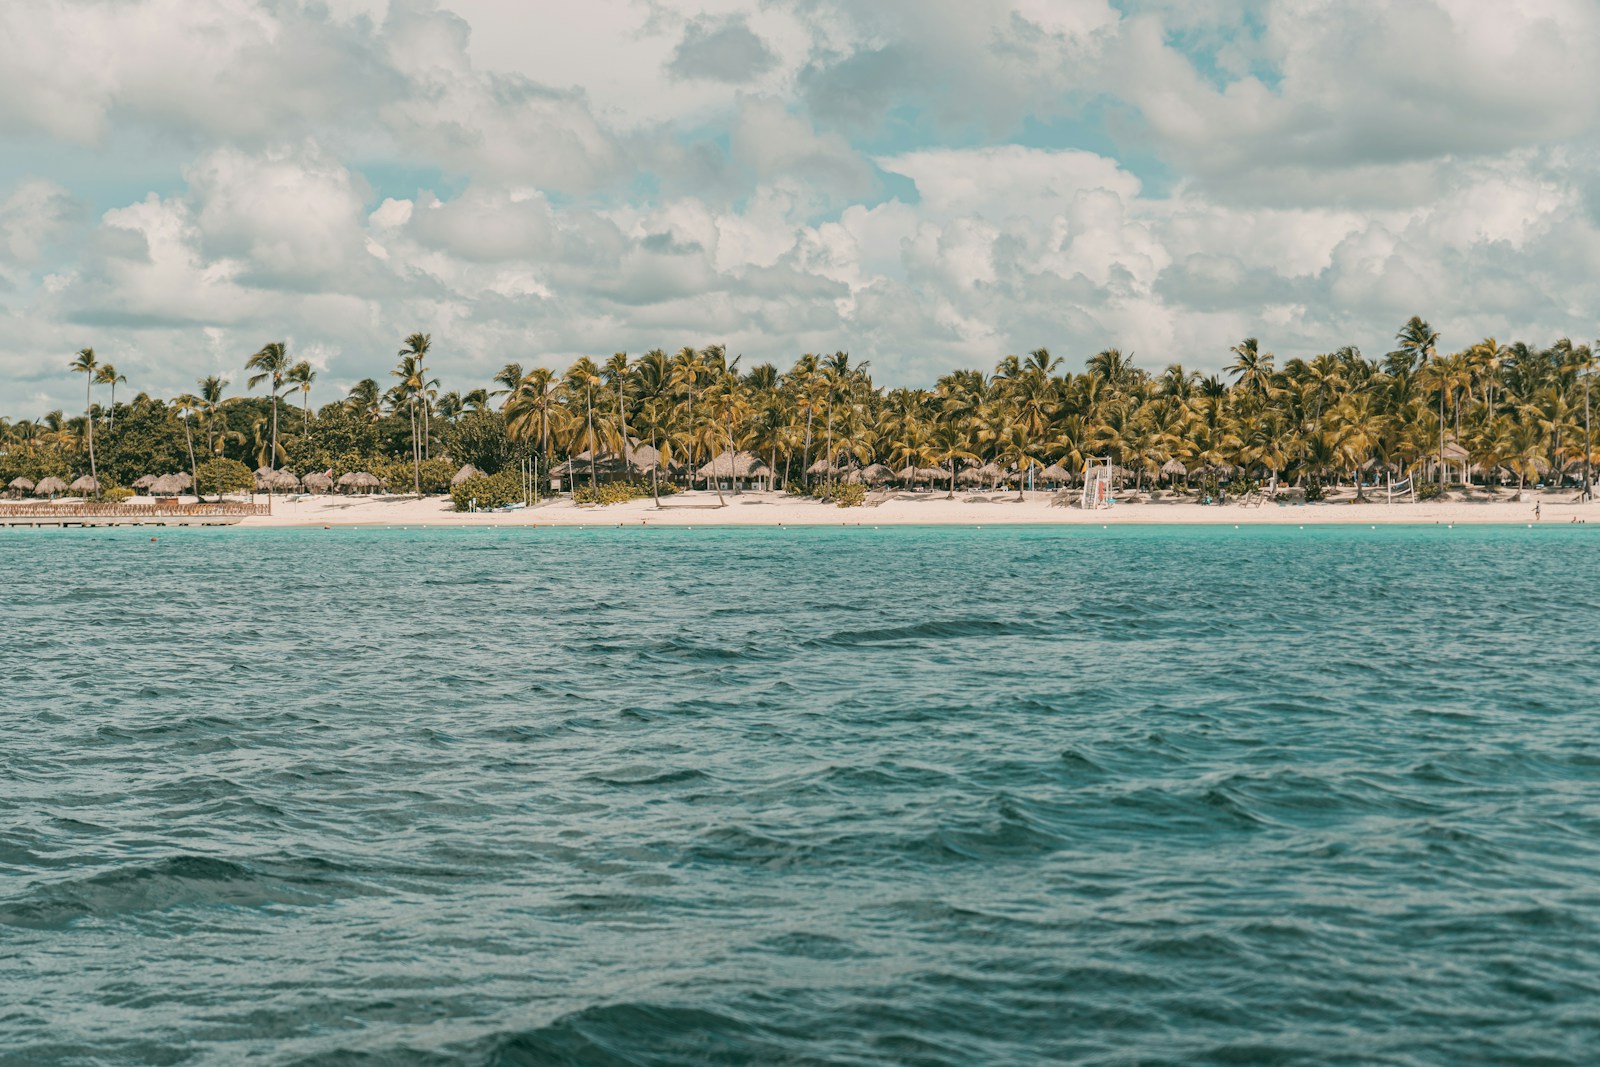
[{"x1": 1082, "y1": 456, "x2": 1115, "y2": 509}]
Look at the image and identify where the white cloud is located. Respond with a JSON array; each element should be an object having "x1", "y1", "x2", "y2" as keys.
[{"x1": 4, "y1": 0, "x2": 1600, "y2": 414}]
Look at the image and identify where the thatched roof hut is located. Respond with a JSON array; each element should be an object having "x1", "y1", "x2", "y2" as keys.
[
  {"x1": 977, "y1": 461, "x2": 1009, "y2": 483},
  {"x1": 696, "y1": 450, "x2": 770, "y2": 480},
  {"x1": 70, "y1": 475, "x2": 99, "y2": 494},
  {"x1": 1040, "y1": 464, "x2": 1071, "y2": 486},
  {"x1": 451, "y1": 464, "x2": 482, "y2": 487},
  {"x1": 256, "y1": 468, "x2": 298, "y2": 492},
  {"x1": 9, "y1": 476, "x2": 36, "y2": 494},
  {"x1": 806, "y1": 457, "x2": 837, "y2": 476},
  {"x1": 956, "y1": 467, "x2": 985, "y2": 486},
  {"x1": 35, "y1": 476, "x2": 67, "y2": 497},
  {"x1": 302, "y1": 472, "x2": 333, "y2": 493},
  {"x1": 337, "y1": 471, "x2": 382, "y2": 494},
  {"x1": 552, "y1": 439, "x2": 664, "y2": 481},
  {"x1": 1160, "y1": 459, "x2": 1187, "y2": 478},
  {"x1": 861, "y1": 463, "x2": 894, "y2": 485},
  {"x1": 132, "y1": 474, "x2": 158, "y2": 490},
  {"x1": 150, "y1": 474, "x2": 190, "y2": 496},
  {"x1": 896, "y1": 464, "x2": 947, "y2": 484}
]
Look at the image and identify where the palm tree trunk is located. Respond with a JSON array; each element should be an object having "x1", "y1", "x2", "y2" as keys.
[
  {"x1": 84, "y1": 380, "x2": 97, "y2": 496},
  {"x1": 411, "y1": 402, "x2": 421, "y2": 494},
  {"x1": 585, "y1": 392, "x2": 598, "y2": 494},
  {"x1": 270, "y1": 389, "x2": 280, "y2": 470},
  {"x1": 184, "y1": 420, "x2": 198, "y2": 497}
]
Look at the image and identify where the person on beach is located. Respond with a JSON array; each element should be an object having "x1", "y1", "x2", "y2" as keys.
[{"x1": 1535, "y1": 501, "x2": 1541, "y2": 521}]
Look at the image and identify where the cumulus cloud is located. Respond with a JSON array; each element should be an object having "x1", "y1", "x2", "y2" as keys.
[
  {"x1": 667, "y1": 16, "x2": 778, "y2": 83},
  {"x1": 4, "y1": 0, "x2": 1600, "y2": 415}
]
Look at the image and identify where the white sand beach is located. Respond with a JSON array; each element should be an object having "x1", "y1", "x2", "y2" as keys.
[{"x1": 238, "y1": 488, "x2": 1600, "y2": 528}]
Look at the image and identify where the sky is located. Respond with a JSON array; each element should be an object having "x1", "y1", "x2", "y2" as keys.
[{"x1": 3, "y1": 0, "x2": 1600, "y2": 416}]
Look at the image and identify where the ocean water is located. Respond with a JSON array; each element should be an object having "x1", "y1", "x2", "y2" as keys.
[{"x1": 3, "y1": 523, "x2": 1598, "y2": 1066}]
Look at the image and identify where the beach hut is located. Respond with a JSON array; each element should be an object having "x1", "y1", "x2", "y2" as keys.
[
  {"x1": 696, "y1": 450, "x2": 770, "y2": 492},
  {"x1": 806, "y1": 457, "x2": 837, "y2": 477},
  {"x1": 131, "y1": 474, "x2": 158, "y2": 491},
  {"x1": 256, "y1": 467, "x2": 298, "y2": 493},
  {"x1": 861, "y1": 463, "x2": 894, "y2": 486},
  {"x1": 451, "y1": 464, "x2": 482, "y2": 487},
  {"x1": 337, "y1": 471, "x2": 381, "y2": 495},
  {"x1": 1040, "y1": 464, "x2": 1071, "y2": 488},
  {"x1": 35, "y1": 476, "x2": 67, "y2": 499},
  {"x1": 150, "y1": 474, "x2": 190, "y2": 497},
  {"x1": 956, "y1": 466, "x2": 985, "y2": 487},
  {"x1": 302, "y1": 472, "x2": 333, "y2": 494},
  {"x1": 70, "y1": 475, "x2": 100, "y2": 496},
  {"x1": 8, "y1": 476, "x2": 35, "y2": 498},
  {"x1": 976, "y1": 461, "x2": 1010, "y2": 488},
  {"x1": 1160, "y1": 459, "x2": 1187, "y2": 484}
]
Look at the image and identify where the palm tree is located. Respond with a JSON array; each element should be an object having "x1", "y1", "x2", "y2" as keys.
[
  {"x1": 198, "y1": 375, "x2": 229, "y2": 456},
  {"x1": 69, "y1": 347, "x2": 99, "y2": 494},
  {"x1": 173, "y1": 392, "x2": 203, "y2": 493},
  {"x1": 563, "y1": 357, "x2": 608, "y2": 495},
  {"x1": 246, "y1": 342, "x2": 292, "y2": 470},
  {"x1": 399, "y1": 332, "x2": 434, "y2": 462},
  {"x1": 95, "y1": 363, "x2": 127, "y2": 432},
  {"x1": 287, "y1": 361, "x2": 317, "y2": 435}
]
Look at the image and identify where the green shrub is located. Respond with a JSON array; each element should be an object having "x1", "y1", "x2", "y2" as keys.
[
  {"x1": 196, "y1": 457, "x2": 254, "y2": 496},
  {"x1": 571, "y1": 480, "x2": 673, "y2": 505},
  {"x1": 1303, "y1": 481, "x2": 1325, "y2": 502},
  {"x1": 832, "y1": 482, "x2": 866, "y2": 507},
  {"x1": 103, "y1": 486, "x2": 135, "y2": 503},
  {"x1": 450, "y1": 469, "x2": 534, "y2": 511},
  {"x1": 1416, "y1": 481, "x2": 1443, "y2": 501}
]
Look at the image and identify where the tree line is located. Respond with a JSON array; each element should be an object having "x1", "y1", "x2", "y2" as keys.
[{"x1": 2, "y1": 316, "x2": 1596, "y2": 498}]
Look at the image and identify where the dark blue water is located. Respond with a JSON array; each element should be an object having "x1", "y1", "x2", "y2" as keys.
[{"x1": 3, "y1": 524, "x2": 1598, "y2": 1066}]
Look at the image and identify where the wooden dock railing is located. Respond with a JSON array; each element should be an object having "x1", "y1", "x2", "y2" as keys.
[{"x1": 0, "y1": 502, "x2": 270, "y2": 518}]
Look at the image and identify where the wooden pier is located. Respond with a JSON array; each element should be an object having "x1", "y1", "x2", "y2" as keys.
[{"x1": 0, "y1": 502, "x2": 270, "y2": 527}]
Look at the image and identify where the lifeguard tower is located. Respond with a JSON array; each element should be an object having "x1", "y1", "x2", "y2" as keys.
[{"x1": 1082, "y1": 456, "x2": 1115, "y2": 509}]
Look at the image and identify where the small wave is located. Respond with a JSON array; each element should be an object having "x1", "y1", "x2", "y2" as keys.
[
  {"x1": 807, "y1": 616, "x2": 1053, "y2": 647},
  {"x1": 0, "y1": 854, "x2": 376, "y2": 929},
  {"x1": 476, "y1": 1002, "x2": 774, "y2": 1066},
  {"x1": 585, "y1": 765, "x2": 707, "y2": 787}
]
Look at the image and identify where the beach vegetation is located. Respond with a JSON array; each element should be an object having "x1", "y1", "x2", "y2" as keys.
[
  {"x1": 11, "y1": 320, "x2": 1600, "y2": 506},
  {"x1": 196, "y1": 457, "x2": 255, "y2": 497},
  {"x1": 450, "y1": 469, "x2": 534, "y2": 511}
]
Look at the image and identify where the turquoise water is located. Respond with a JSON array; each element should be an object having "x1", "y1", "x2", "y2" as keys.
[{"x1": 3, "y1": 524, "x2": 1598, "y2": 1066}]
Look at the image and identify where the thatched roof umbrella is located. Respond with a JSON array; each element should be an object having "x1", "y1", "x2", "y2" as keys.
[
  {"x1": 9, "y1": 476, "x2": 36, "y2": 496},
  {"x1": 894, "y1": 463, "x2": 918, "y2": 483},
  {"x1": 150, "y1": 474, "x2": 190, "y2": 496},
  {"x1": 1160, "y1": 458, "x2": 1187, "y2": 480},
  {"x1": 256, "y1": 468, "x2": 298, "y2": 493},
  {"x1": 806, "y1": 457, "x2": 836, "y2": 477},
  {"x1": 696, "y1": 450, "x2": 770, "y2": 481},
  {"x1": 302, "y1": 472, "x2": 333, "y2": 494},
  {"x1": 35, "y1": 476, "x2": 67, "y2": 498},
  {"x1": 918, "y1": 467, "x2": 950, "y2": 484},
  {"x1": 132, "y1": 474, "x2": 158, "y2": 490},
  {"x1": 337, "y1": 471, "x2": 381, "y2": 494},
  {"x1": 451, "y1": 464, "x2": 482, "y2": 487},
  {"x1": 70, "y1": 475, "x2": 100, "y2": 495},
  {"x1": 956, "y1": 467, "x2": 984, "y2": 486},
  {"x1": 1040, "y1": 464, "x2": 1070, "y2": 487},
  {"x1": 862, "y1": 463, "x2": 894, "y2": 486},
  {"x1": 977, "y1": 461, "x2": 1009, "y2": 487}
]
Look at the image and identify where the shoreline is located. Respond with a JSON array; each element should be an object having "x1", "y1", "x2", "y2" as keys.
[{"x1": 223, "y1": 489, "x2": 1593, "y2": 528}]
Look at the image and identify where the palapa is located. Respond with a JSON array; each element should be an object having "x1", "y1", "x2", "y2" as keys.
[
  {"x1": 1040, "y1": 464, "x2": 1071, "y2": 485},
  {"x1": 337, "y1": 471, "x2": 382, "y2": 493},
  {"x1": 302, "y1": 472, "x2": 334, "y2": 493},
  {"x1": 1160, "y1": 459, "x2": 1187, "y2": 477},
  {"x1": 70, "y1": 475, "x2": 100, "y2": 493},
  {"x1": 9, "y1": 476, "x2": 36, "y2": 493},
  {"x1": 861, "y1": 463, "x2": 894, "y2": 485},
  {"x1": 131, "y1": 474, "x2": 158, "y2": 490},
  {"x1": 451, "y1": 464, "x2": 483, "y2": 487},
  {"x1": 150, "y1": 473, "x2": 191, "y2": 496},
  {"x1": 256, "y1": 468, "x2": 298, "y2": 492},
  {"x1": 696, "y1": 450, "x2": 769, "y2": 480},
  {"x1": 35, "y1": 476, "x2": 68, "y2": 497}
]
